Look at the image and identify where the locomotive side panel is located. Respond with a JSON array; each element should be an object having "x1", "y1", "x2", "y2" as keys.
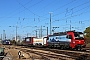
[{"x1": 47, "y1": 35, "x2": 71, "y2": 48}]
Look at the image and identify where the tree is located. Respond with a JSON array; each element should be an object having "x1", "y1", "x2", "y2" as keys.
[{"x1": 84, "y1": 26, "x2": 90, "y2": 43}]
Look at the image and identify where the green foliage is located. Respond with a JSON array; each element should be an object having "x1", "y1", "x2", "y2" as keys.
[
  {"x1": 84, "y1": 26, "x2": 90, "y2": 43},
  {"x1": 84, "y1": 26, "x2": 90, "y2": 33},
  {"x1": 84, "y1": 26, "x2": 90, "y2": 37}
]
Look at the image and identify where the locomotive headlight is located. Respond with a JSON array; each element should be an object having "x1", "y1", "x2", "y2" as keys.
[{"x1": 73, "y1": 41, "x2": 75, "y2": 43}]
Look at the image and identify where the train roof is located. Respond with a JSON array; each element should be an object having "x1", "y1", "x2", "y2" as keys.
[
  {"x1": 2, "y1": 39, "x2": 10, "y2": 41},
  {"x1": 53, "y1": 32, "x2": 67, "y2": 36},
  {"x1": 52, "y1": 30, "x2": 83, "y2": 36},
  {"x1": 25, "y1": 37, "x2": 36, "y2": 39}
]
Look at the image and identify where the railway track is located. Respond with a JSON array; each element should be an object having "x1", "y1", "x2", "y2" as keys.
[
  {"x1": 15, "y1": 46, "x2": 90, "y2": 60},
  {"x1": 46, "y1": 49, "x2": 90, "y2": 60},
  {"x1": 21, "y1": 46, "x2": 90, "y2": 60},
  {"x1": 2, "y1": 45, "x2": 90, "y2": 60},
  {"x1": 16, "y1": 48, "x2": 74, "y2": 60}
]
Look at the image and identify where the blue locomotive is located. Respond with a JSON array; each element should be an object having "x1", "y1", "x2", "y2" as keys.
[{"x1": 2, "y1": 40, "x2": 11, "y2": 45}]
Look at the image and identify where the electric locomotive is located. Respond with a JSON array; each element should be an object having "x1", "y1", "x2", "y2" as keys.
[{"x1": 47, "y1": 31, "x2": 86, "y2": 50}]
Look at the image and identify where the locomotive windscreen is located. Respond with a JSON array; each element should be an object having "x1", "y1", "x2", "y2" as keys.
[{"x1": 74, "y1": 32, "x2": 84, "y2": 40}]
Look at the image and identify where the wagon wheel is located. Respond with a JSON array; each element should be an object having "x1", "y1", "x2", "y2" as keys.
[
  {"x1": 60, "y1": 46, "x2": 64, "y2": 50},
  {"x1": 76, "y1": 45, "x2": 82, "y2": 51}
]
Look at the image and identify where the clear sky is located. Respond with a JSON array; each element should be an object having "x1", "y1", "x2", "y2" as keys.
[{"x1": 0, "y1": 0, "x2": 90, "y2": 39}]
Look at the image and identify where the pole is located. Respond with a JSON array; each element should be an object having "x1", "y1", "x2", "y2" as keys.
[
  {"x1": 3, "y1": 30, "x2": 5, "y2": 40},
  {"x1": 36, "y1": 30, "x2": 37, "y2": 38},
  {"x1": 35, "y1": 30, "x2": 37, "y2": 38},
  {"x1": 70, "y1": 20, "x2": 71, "y2": 31},
  {"x1": 5, "y1": 33, "x2": 6, "y2": 40},
  {"x1": 16, "y1": 25, "x2": 17, "y2": 42},
  {"x1": 27, "y1": 33, "x2": 28, "y2": 37},
  {"x1": 70, "y1": 24, "x2": 71, "y2": 31},
  {"x1": 1, "y1": 34, "x2": 2, "y2": 40},
  {"x1": 49, "y1": 12, "x2": 52, "y2": 35},
  {"x1": 41, "y1": 26, "x2": 42, "y2": 37},
  {"x1": 47, "y1": 27, "x2": 48, "y2": 36},
  {"x1": 39, "y1": 29, "x2": 40, "y2": 38}
]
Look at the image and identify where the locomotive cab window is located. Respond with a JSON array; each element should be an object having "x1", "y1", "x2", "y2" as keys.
[
  {"x1": 25, "y1": 37, "x2": 31, "y2": 42},
  {"x1": 26, "y1": 39, "x2": 30, "y2": 42},
  {"x1": 74, "y1": 32, "x2": 84, "y2": 40}
]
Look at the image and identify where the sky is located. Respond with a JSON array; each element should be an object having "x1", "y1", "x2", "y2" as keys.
[{"x1": 0, "y1": 0, "x2": 90, "y2": 39}]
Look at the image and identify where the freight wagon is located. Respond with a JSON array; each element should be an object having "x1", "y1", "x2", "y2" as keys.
[{"x1": 23, "y1": 37, "x2": 47, "y2": 47}]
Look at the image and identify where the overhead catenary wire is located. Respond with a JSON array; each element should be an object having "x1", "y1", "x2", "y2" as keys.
[
  {"x1": 51, "y1": 3, "x2": 90, "y2": 23},
  {"x1": 29, "y1": 0, "x2": 77, "y2": 26},
  {"x1": 59, "y1": 19, "x2": 90, "y2": 31},
  {"x1": 26, "y1": 0, "x2": 77, "y2": 25},
  {"x1": 1, "y1": 0, "x2": 89, "y2": 23},
  {"x1": 52, "y1": 0, "x2": 90, "y2": 17},
  {"x1": 42, "y1": 0, "x2": 76, "y2": 17},
  {"x1": 15, "y1": 0, "x2": 48, "y2": 19},
  {"x1": 33, "y1": 0, "x2": 90, "y2": 27},
  {"x1": 0, "y1": 0, "x2": 45, "y2": 25},
  {"x1": 0, "y1": 0, "x2": 46, "y2": 28},
  {"x1": 0, "y1": 0, "x2": 79, "y2": 27},
  {"x1": 1, "y1": 0, "x2": 90, "y2": 37},
  {"x1": 13, "y1": 0, "x2": 49, "y2": 26},
  {"x1": 0, "y1": 0, "x2": 33, "y2": 19}
]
